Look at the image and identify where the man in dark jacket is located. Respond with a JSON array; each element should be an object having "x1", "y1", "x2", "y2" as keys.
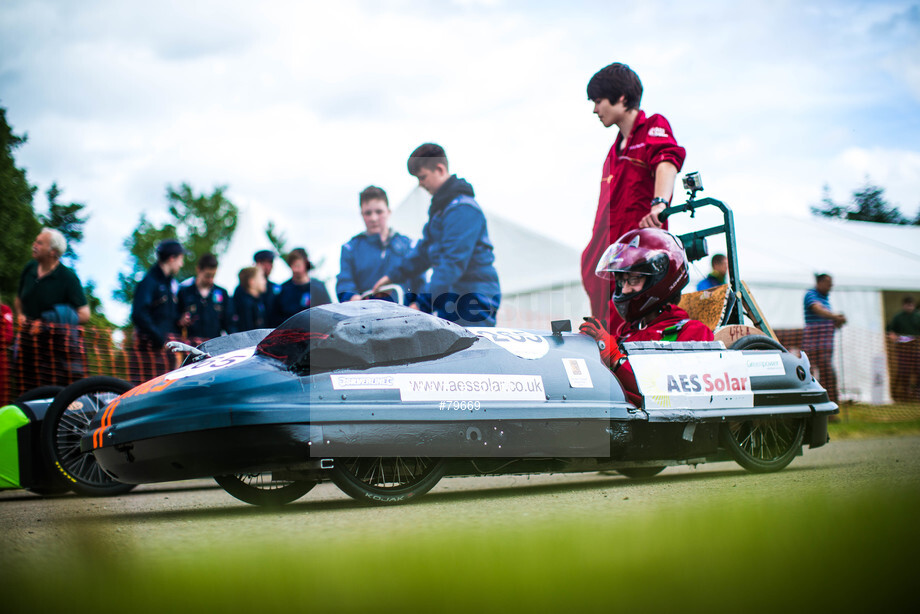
[
  {"x1": 129, "y1": 239, "x2": 185, "y2": 383},
  {"x1": 336, "y1": 185, "x2": 423, "y2": 306},
  {"x1": 254, "y1": 250, "x2": 282, "y2": 326},
  {"x1": 372, "y1": 143, "x2": 501, "y2": 327}
]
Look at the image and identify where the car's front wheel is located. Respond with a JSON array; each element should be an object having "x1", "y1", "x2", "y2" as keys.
[{"x1": 40, "y1": 376, "x2": 136, "y2": 496}]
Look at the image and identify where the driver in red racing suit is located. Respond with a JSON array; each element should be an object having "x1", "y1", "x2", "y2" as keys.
[{"x1": 580, "y1": 228, "x2": 713, "y2": 406}]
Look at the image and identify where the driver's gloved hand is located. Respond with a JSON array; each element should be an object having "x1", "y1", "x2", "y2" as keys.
[{"x1": 579, "y1": 317, "x2": 624, "y2": 368}]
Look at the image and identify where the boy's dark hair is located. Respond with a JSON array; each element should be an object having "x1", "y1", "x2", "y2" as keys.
[
  {"x1": 286, "y1": 247, "x2": 312, "y2": 270},
  {"x1": 359, "y1": 185, "x2": 389, "y2": 207},
  {"x1": 815, "y1": 273, "x2": 831, "y2": 283},
  {"x1": 711, "y1": 254, "x2": 727, "y2": 267},
  {"x1": 407, "y1": 143, "x2": 448, "y2": 176},
  {"x1": 197, "y1": 253, "x2": 219, "y2": 270},
  {"x1": 903, "y1": 296, "x2": 915, "y2": 306},
  {"x1": 155, "y1": 239, "x2": 185, "y2": 263},
  {"x1": 586, "y1": 62, "x2": 643, "y2": 110}
]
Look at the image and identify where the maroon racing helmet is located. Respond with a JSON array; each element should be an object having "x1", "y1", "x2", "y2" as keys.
[{"x1": 594, "y1": 228, "x2": 689, "y2": 321}]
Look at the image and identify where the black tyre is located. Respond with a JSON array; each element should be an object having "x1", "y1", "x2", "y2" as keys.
[
  {"x1": 40, "y1": 376, "x2": 137, "y2": 496},
  {"x1": 616, "y1": 466, "x2": 666, "y2": 479},
  {"x1": 723, "y1": 335, "x2": 804, "y2": 472},
  {"x1": 720, "y1": 418, "x2": 805, "y2": 473},
  {"x1": 14, "y1": 386, "x2": 65, "y2": 404},
  {"x1": 14, "y1": 386, "x2": 69, "y2": 496},
  {"x1": 331, "y1": 457, "x2": 446, "y2": 505},
  {"x1": 730, "y1": 334, "x2": 786, "y2": 352},
  {"x1": 214, "y1": 473, "x2": 316, "y2": 506}
]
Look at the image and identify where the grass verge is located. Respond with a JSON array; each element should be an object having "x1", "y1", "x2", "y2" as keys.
[{"x1": 830, "y1": 402, "x2": 920, "y2": 439}]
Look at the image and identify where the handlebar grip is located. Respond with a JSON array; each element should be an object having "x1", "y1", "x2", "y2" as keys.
[{"x1": 658, "y1": 206, "x2": 678, "y2": 223}]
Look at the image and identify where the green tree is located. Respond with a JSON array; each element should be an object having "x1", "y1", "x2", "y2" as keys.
[
  {"x1": 39, "y1": 182, "x2": 89, "y2": 265},
  {"x1": 116, "y1": 183, "x2": 238, "y2": 304},
  {"x1": 265, "y1": 221, "x2": 288, "y2": 260},
  {"x1": 811, "y1": 180, "x2": 908, "y2": 224},
  {"x1": 0, "y1": 107, "x2": 40, "y2": 304}
]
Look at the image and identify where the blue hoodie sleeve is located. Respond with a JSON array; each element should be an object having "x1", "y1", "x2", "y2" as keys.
[
  {"x1": 428, "y1": 203, "x2": 484, "y2": 295},
  {"x1": 388, "y1": 226, "x2": 431, "y2": 284},
  {"x1": 336, "y1": 242, "x2": 359, "y2": 301}
]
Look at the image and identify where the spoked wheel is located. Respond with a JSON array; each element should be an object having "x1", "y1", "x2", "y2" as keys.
[
  {"x1": 331, "y1": 457, "x2": 446, "y2": 505},
  {"x1": 722, "y1": 334, "x2": 803, "y2": 473},
  {"x1": 40, "y1": 376, "x2": 137, "y2": 496},
  {"x1": 214, "y1": 473, "x2": 316, "y2": 506},
  {"x1": 720, "y1": 418, "x2": 805, "y2": 473},
  {"x1": 616, "y1": 466, "x2": 666, "y2": 479}
]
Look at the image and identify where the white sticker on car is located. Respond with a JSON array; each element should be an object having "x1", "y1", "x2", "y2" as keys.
[
  {"x1": 395, "y1": 374, "x2": 546, "y2": 401},
  {"x1": 470, "y1": 328, "x2": 549, "y2": 360},
  {"x1": 164, "y1": 347, "x2": 256, "y2": 381},
  {"x1": 744, "y1": 353, "x2": 786, "y2": 376},
  {"x1": 629, "y1": 351, "x2": 754, "y2": 410},
  {"x1": 331, "y1": 374, "x2": 399, "y2": 390},
  {"x1": 562, "y1": 358, "x2": 593, "y2": 388}
]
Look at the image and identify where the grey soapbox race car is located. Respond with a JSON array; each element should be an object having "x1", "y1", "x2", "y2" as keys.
[{"x1": 77, "y1": 190, "x2": 836, "y2": 507}]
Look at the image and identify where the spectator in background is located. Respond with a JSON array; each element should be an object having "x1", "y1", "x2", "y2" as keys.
[
  {"x1": 254, "y1": 250, "x2": 282, "y2": 326},
  {"x1": 234, "y1": 266, "x2": 267, "y2": 332},
  {"x1": 273, "y1": 248, "x2": 331, "y2": 323},
  {"x1": 581, "y1": 62, "x2": 686, "y2": 328},
  {"x1": 13, "y1": 228, "x2": 90, "y2": 391},
  {"x1": 696, "y1": 254, "x2": 728, "y2": 291},
  {"x1": 887, "y1": 296, "x2": 920, "y2": 340},
  {"x1": 130, "y1": 239, "x2": 184, "y2": 382},
  {"x1": 177, "y1": 253, "x2": 235, "y2": 343},
  {"x1": 803, "y1": 273, "x2": 846, "y2": 406},
  {"x1": 336, "y1": 185, "x2": 423, "y2": 307},
  {"x1": 886, "y1": 296, "x2": 920, "y2": 401},
  {"x1": 15, "y1": 228, "x2": 89, "y2": 325},
  {"x1": 371, "y1": 143, "x2": 501, "y2": 327}
]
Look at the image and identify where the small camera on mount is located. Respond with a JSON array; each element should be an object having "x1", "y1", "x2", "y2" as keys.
[{"x1": 682, "y1": 171, "x2": 703, "y2": 193}]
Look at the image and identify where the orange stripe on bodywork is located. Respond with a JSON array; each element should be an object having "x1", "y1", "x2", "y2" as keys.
[{"x1": 92, "y1": 374, "x2": 177, "y2": 449}]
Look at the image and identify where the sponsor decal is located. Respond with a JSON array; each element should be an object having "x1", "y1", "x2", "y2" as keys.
[
  {"x1": 331, "y1": 374, "x2": 398, "y2": 390},
  {"x1": 744, "y1": 353, "x2": 786, "y2": 377},
  {"x1": 648, "y1": 126, "x2": 669, "y2": 138},
  {"x1": 396, "y1": 374, "x2": 545, "y2": 402},
  {"x1": 164, "y1": 347, "x2": 256, "y2": 381},
  {"x1": 629, "y1": 351, "x2": 754, "y2": 410},
  {"x1": 562, "y1": 358, "x2": 593, "y2": 388},
  {"x1": 471, "y1": 328, "x2": 549, "y2": 359}
]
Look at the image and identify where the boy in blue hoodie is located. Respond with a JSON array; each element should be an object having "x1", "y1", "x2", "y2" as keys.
[{"x1": 372, "y1": 143, "x2": 501, "y2": 327}]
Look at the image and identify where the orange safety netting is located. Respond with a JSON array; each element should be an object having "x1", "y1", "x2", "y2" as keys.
[
  {"x1": 1, "y1": 322, "x2": 919, "y2": 407},
  {"x1": 0, "y1": 322, "x2": 197, "y2": 405}
]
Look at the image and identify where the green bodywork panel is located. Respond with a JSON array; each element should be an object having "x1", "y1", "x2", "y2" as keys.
[{"x1": 0, "y1": 404, "x2": 30, "y2": 489}]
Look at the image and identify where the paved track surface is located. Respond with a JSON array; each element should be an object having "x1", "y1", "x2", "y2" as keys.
[{"x1": 2, "y1": 436, "x2": 919, "y2": 562}]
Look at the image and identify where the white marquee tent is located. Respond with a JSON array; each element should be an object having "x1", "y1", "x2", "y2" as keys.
[{"x1": 389, "y1": 188, "x2": 920, "y2": 403}]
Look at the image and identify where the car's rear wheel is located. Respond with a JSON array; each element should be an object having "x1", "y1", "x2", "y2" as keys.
[
  {"x1": 720, "y1": 418, "x2": 805, "y2": 473},
  {"x1": 40, "y1": 376, "x2": 137, "y2": 496},
  {"x1": 331, "y1": 457, "x2": 445, "y2": 505},
  {"x1": 214, "y1": 473, "x2": 316, "y2": 506},
  {"x1": 723, "y1": 335, "x2": 804, "y2": 473},
  {"x1": 616, "y1": 466, "x2": 665, "y2": 479}
]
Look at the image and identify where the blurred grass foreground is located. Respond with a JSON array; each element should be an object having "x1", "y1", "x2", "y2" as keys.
[{"x1": 2, "y1": 483, "x2": 916, "y2": 614}]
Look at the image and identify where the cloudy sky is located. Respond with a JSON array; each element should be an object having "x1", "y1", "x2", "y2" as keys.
[{"x1": 2, "y1": 0, "x2": 918, "y2": 324}]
